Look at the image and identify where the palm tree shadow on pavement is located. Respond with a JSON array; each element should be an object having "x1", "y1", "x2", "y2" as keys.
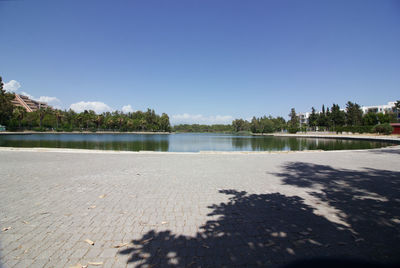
[{"x1": 119, "y1": 164, "x2": 400, "y2": 267}]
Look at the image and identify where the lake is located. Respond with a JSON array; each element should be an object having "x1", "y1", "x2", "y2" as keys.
[{"x1": 0, "y1": 133, "x2": 395, "y2": 152}]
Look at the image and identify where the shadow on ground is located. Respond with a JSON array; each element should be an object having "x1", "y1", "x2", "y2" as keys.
[
  {"x1": 119, "y1": 163, "x2": 400, "y2": 267},
  {"x1": 370, "y1": 147, "x2": 400, "y2": 155}
]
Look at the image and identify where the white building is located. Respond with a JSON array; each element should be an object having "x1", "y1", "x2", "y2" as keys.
[
  {"x1": 297, "y1": 112, "x2": 310, "y2": 127},
  {"x1": 361, "y1": 101, "x2": 396, "y2": 114}
]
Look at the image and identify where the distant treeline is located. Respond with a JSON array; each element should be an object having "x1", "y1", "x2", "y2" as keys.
[
  {"x1": 174, "y1": 101, "x2": 399, "y2": 135},
  {"x1": 173, "y1": 116, "x2": 287, "y2": 133},
  {"x1": 172, "y1": 124, "x2": 233, "y2": 133},
  {"x1": 5, "y1": 108, "x2": 171, "y2": 132},
  {"x1": 0, "y1": 77, "x2": 171, "y2": 132}
]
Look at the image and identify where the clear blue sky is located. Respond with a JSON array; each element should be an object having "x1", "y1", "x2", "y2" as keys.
[{"x1": 0, "y1": 0, "x2": 399, "y2": 124}]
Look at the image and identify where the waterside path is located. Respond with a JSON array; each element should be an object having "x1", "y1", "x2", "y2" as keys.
[{"x1": 1, "y1": 146, "x2": 400, "y2": 267}]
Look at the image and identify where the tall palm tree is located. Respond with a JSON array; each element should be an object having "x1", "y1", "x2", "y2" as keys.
[
  {"x1": 95, "y1": 115, "x2": 104, "y2": 129},
  {"x1": 76, "y1": 113, "x2": 84, "y2": 129},
  {"x1": 140, "y1": 118, "x2": 146, "y2": 131},
  {"x1": 106, "y1": 117, "x2": 114, "y2": 130},
  {"x1": 126, "y1": 119, "x2": 134, "y2": 131},
  {"x1": 395, "y1": 100, "x2": 400, "y2": 122},
  {"x1": 118, "y1": 116, "x2": 124, "y2": 129},
  {"x1": 13, "y1": 106, "x2": 26, "y2": 129},
  {"x1": 38, "y1": 107, "x2": 46, "y2": 129},
  {"x1": 55, "y1": 110, "x2": 63, "y2": 129}
]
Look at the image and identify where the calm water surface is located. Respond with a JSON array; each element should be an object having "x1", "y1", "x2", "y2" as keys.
[{"x1": 0, "y1": 133, "x2": 395, "y2": 152}]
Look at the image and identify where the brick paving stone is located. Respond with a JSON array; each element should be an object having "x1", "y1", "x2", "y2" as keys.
[
  {"x1": 100, "y1": 248, "x2": 118, "y2": 258},
  {"x1": 0, "y1": 148, "x2": 400, "y2": 267},
  {"x1": 30, "y1": 258, "x2": 49, "y2": 268}
]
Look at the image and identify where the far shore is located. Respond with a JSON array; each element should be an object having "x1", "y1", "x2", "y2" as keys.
[
  {"x1": 2, "y1": 130, "x2": 399, "y2": 137},
  {"x1": 258, "y1": 132, "x2": 400, "y2": 144},
  {"x1": 0, "y1": 130, "x2": 173, "y2": 135},
  {"x1": 1, "y1": 131, "x2": 399, "y2": 142}
]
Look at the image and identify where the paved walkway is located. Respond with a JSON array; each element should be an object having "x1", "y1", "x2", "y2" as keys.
[
  {"x1": 271, "y1": 133, "x2": 400, "y2": 143},
  {"x1": 1, "y1": 147, "x2": 400, "y2": 267}
]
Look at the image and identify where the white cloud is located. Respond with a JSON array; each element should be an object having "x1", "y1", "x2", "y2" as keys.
[
  {"x1": 171, "y1": 113, "x2": 233, "y2": 125},
  {"x1": 4, "y1": 80, "x2": 21, "y2": 92},
  {"x1": 122, "y1": 104, "x2": 134, "y2": 113},
  {"x1": 69, "y1": 101, "x2": 113, "y2": 114},
  {"x1": 36, "y1": 96, "x2": 61, "y2": 109},
  {"x1": 36, "y1": 96, "x2": 61, "y2": 105}
]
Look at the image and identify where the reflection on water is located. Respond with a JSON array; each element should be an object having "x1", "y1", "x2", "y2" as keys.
[
  {"x1": 231, "y1": 136, "x2": 391, "y2": 151},
  {"x1": 0, "y1": 134, "x2": 170, "y2": 152},
  {"x1": 0, "y1": 133, "x2": 393, "y2": 152}
]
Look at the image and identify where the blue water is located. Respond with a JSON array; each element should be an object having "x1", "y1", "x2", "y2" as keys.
[{"x1": 0, "y1": 133, "x2": 394, "y2": 152}]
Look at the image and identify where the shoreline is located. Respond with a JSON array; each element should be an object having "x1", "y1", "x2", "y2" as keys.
[
  {"x1": 0, "y1": 144, "x2": 398, "y2": 155},
  {"x1": 0, "y1": 132, "x2": 399, "y2": 154},
  {"x1": 268, "y1": 132, "x2": 400, "y2": 144},
  {"x1": 0, "y1": 131, "x2": 173, "y2": 135}
]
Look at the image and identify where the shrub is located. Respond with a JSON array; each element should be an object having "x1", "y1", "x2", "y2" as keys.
[
  {"x1": 32, "y1": 127, "x2": 46, "y2": 132},
  {"x1": 299, "y1": 126, "x2": 307, "y2": 132},
  {"x1": 334, "y1": 126, "x2": 343, "y2": 134},
  {"x1": 288, "y1": 127, "x2": 298, "y2": 134},
  {"x1": 337, "y1": 125, "x2": 373, "y2": 134},
  {"x1": 372, "y1": 123, "x2": 393, "y2": 135}
]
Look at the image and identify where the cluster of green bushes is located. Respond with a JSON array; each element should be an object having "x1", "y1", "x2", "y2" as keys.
[
  {"x1": 372, "y1": 123, "x2": 394, "y2": 135},
  {"x1": 334, "y1": 124, "x2": 393, "y2": 135},
  {"x1": 334, "y1": 125, "x2": 373, "y2": 134}
]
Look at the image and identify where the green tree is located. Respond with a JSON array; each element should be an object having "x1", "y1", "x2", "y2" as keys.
[
  {"x1": 13, "y1": 106, "x2": 26, "y2": 129},
  {"x1": 362, "y1": 112, "x2": 378, "y2": 126},
  {"x1": 25, "y1": 111, "x2": 36, "y2": 129},
  {"x1": 395, "y1": 100, "x2": 400, "y2": 122},
  {"x1": 64, "y1": 109, "x2": 76, "y2": 130},
  {"x1": 317, "y1": 105, "x2": 328, "y2": 128},
  {"x1": 326, "y1": 107, "x2": 332, "y2": 129},
  {"x1": 232, "y1": 119, "x2": 250, "y2": 132},
  {"x1": 288, "y1": 108, "x2": 299, "y2": 133},
  {"x1": 346, "y1": 101, "x2": 363, "y2": 126},
  {"x1": 271, "y1": 117, "x2": 286, "y2": 132},
  {"x1": 54, "y1": 110, "x2": 63, "y2": 129},
  {"x1": 250, "y1": 117, "x2": 260, "y2": 133},
  {"x1": 330, "y1": 104, "x2": 345, "y2": 128},
  {"x1": 117, "y1": 116, "x2": 124, "y2": 130},
  {"x1": 376, "y1": 113, "x2": 390, "y2": 124},
  {"x1": 126, "y1": 119, "x2": 134, "y2": 131},
  {"x1": 76, "y1": 113, "x2": 84, "y2": 129},
  {"x1": 260, "y1": 116, "x2": 274, "y2": 133},
  {"x1": 139, "y1": 118, "x2": 147, "y2": 131},
  {"x1": 95, "y1": 114, "x2": 104, "y2": 129},
  {"x1": 160, "y1": 113, "x2": 171, "y2": 132},
  {"x1": 38, "y1": 107, "x2": 47, "y2": 129},
  {"x1": 0, "y1": 76, "x2": 14, "y2": 126},
  {"x1": 308, "y1": 107, "x2": 318, "y2": 130}
]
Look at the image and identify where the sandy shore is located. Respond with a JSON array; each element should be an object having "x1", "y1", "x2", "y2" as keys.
[{"x1": 1, "y1": 148, "x2": 400, "y2": 267}]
